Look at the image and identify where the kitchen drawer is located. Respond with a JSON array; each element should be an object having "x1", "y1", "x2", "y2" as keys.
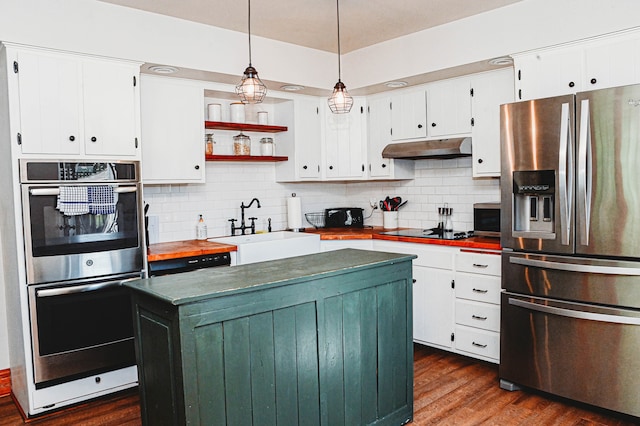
[
  {"x1": 455, "y1": 299, "x2": 500, "y2": 332},
  {"x1": 455, "y1": 250, "x2": 501, "y2": 276},
  {"x1": 454, "y1": 325, "x2": 500, "y2": 361},
  {"x1": 374, "y1": 241, "x2": 456, "y2": 270},
  {"x1": 455, "y1": 273, "x2": 501, "y2": 304}
]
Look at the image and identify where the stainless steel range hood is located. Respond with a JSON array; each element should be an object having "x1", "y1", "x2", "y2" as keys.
[{"x1": 381, "y1": 137, "x2": 472, "y2": 160}]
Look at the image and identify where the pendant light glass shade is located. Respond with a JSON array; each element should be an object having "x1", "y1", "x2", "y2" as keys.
[
  {"x1": 328, "y1": 80, "x2": 353, "y2": 114},
  {"x1": 236, "y1": 0, "x2": 266, "y2": 104},
  {"x1": 236, "y1": 65, "x2": 267, "y2": 104},
  {"x1": 328, "y1": 0, "x2": 352, "y2": 114}
]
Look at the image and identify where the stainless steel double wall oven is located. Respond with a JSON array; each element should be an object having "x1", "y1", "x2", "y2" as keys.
[{"x1": 20, "y1": 160, "x2": 144, "y2": 388}]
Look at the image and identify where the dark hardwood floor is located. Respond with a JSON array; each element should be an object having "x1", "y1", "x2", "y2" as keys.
[{"x1": 0, "y1": 345, "x2": 637, "y2": 425}]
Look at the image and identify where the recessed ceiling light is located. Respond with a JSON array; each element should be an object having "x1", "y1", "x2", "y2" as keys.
[
  {"x1": 488, "y1": 56, "x2": 513, "y2": 66},
  {"x1": 280, "y1": 84, "x2": 305, "y2": 91},
  {"x1": 384, "y1": 81, "x2": 408, "y2": 88},
  {"x1": 148, "y1": 65, "x2": 179, "y2": 74}
]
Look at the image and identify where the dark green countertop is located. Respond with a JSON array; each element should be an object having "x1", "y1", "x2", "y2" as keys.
[{"x1": 126, "y1": 248, "x2": 416, "y2": 306}]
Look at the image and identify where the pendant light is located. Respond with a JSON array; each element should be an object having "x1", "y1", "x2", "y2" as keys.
[
  {"x1": 236, "y1": 0, "x2": 267, "y2": 104},
  {"x1": 327, "y1": 0, "x2": 353, "y2": 114}
]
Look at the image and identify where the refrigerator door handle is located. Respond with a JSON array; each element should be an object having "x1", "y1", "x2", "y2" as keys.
[
  {"x1": 508, "y1": 297, "x2": 640, "y2": 325},
  {"x1": 558, "y1": 102, "x2": 573, "y2": 245},
  {"x1": 509, "y1": 256, "x2": 640, "y2": 276},
  {"x1": 577, "y1": 98, "x2": 592, "y2": 246}
]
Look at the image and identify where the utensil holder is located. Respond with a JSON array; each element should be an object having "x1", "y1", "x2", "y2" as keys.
[{"x1": 383, "y1": 211, "x2": 398, "y2": 229}]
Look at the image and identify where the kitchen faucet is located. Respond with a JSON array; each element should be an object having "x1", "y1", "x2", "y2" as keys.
[{"x1": 229, "y1": 198, "x2": 261, "y2": 235}]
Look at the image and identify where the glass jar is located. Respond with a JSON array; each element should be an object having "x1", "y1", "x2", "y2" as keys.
[
  {"x1": 260, "y1": 137, "x2": 274, "y2": 156},
  {"x1": 233, "y1": 133, "x2": 251, "y2": 155},
  {"x1": 205, "y1": 134, "x2": 214, "y2": 155}
]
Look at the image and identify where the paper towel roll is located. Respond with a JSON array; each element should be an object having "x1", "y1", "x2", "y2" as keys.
[{"x1": 287, "y1": 195, "x2": 303, "y2": 230}]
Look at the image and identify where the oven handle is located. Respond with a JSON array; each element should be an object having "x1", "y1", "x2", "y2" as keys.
[
  {"x1": 29, "y1": 187, "x2": 137, "y2": 196},
  {"x1": 36, "y1": 278, "x2": 138, "y2": 298},
  {"x1": 509, "y1": 256, "x2": 640, "y2": 276},
  {"x1": 509, "y1": 298, "x2": 640, "y2": 325}
]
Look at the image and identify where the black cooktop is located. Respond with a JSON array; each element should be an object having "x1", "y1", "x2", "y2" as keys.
[{"x1": 381, "y1": 228, "x2": 473, "y2": 240}]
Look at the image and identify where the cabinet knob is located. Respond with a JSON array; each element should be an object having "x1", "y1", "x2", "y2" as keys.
[
  {"x1": 194, "y1": 165, "x2": 200, "y2": 170},
  {"x1": 568, "y1": 81, "x2": 575, "y2": 88},
  {"x1": 329, "y1": 165, "x2": 334, "y2": 170},
  {"x1": 381, "y1": 163, "x2": 387, "y2": 168},
  {"x1": 90, "y1": 136, "x2": 97, "y2": 142},
  {"x1": 431, "y1": 123, "x2": 436, "y2": 127},
  {"x1": 478, "y1": 158, "x2": 483, "y2": 164},
  {"x1": 590, "y1": 78, "x2": 597, "y2": 85},
  {"x1": 417, "y1": 124, "x2": 423, "y2": 129},
  {"x1": 69, "y1": 135, "x2": 75, "y2": 141},
  {"x1": 303, "y1": 165, "x2": 308, "y2": 170}
]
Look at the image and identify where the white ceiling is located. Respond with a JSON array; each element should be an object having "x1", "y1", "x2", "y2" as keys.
[{"x1": 98, "y1": 0, "x2": 522, "y2": 53}]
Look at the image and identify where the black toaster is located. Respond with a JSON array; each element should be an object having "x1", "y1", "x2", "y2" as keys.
[{"x1": 324, "y1": 208, "x2": 364, "y2": 228}]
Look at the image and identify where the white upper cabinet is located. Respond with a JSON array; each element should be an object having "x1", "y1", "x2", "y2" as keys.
[
  {"x1": 514, "y1": 47, "x2": 583, "y2": 100},
  {"x1": 366, "y1": 96, "x2": 414, "y2": 180},
  {"x1": 82, "y1": 59, "x2": 139, "y2": 157},
  {"x1": 140, "y1": 75, "x2": 205, "y2": 183},
  {"x1": 12, "y1": 47, "x2": 140, "y2": 158},
  {"x1": 426, "y1": 77, "x2": 472, "y2": 137},
  {"x1": 276, "y1": 96, "x2": 321, "y2": 181},
  {"x1": 514, "y1": 30, "x2": 640, "y2": 101},
  {"x1": 470, "y1": 69, "x2": 515, "y2": 178},
  {"x1": 322, "y1": 97, "x2": 367, "y2": 180},
  {"x1": 391, "y1": 90, "x2": 427, "y2": 141},
  {"x1": 16, "y1": 50, "x2": 82, "y2": 155}
]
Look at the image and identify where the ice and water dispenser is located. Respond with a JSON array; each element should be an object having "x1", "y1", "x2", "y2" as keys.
[{"x1": 512, "y1": 170, "x2": 555, "y2": 236}]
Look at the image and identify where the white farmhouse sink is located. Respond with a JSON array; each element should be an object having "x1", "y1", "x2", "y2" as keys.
[{"x1": 209, "y1": 231, "x2": 321, "y2": 265}]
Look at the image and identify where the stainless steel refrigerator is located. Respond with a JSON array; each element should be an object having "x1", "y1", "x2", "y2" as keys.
[{"x1": 500, "y1": 84, "x2": 640, "y2": 418}]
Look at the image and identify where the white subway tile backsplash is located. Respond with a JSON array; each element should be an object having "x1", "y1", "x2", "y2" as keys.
[{"x1": 143, "y1": 159, "x2": 500, "y2": 242}]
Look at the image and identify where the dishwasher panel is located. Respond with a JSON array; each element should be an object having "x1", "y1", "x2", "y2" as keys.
[{"x1": 499, "y1": 292, "x2": 640, "y2": 417}]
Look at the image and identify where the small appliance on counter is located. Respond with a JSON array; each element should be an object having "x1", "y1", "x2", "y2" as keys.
[
  {"x1": 324, "y1": 207, "x2": 364, "y2": 228},
  {"x1": 473, "y1": 202, "x2": 500, "y2": 237}
]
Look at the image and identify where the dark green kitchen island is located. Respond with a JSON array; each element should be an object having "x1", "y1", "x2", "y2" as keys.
[{"x1": 125, "y1": 248, "x2": 415, "y2": 426}]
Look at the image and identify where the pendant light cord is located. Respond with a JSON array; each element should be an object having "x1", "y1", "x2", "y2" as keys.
[
  {"x1": 336, "y1": 0, "x2": 342, "y2": 81},
  {"x1": 248, "y1": 0, "x2": 253, "y2": 67}
]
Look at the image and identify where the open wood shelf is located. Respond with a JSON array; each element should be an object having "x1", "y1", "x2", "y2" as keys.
[
  {"x1": 204, "y1": 121, "x2": 288, "y2": 133},
  {"x1": 205, "y1": 154, "x2": 288, "y2": 162}
]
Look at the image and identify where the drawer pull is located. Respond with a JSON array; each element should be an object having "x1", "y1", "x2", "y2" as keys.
[
  {"x1": 472, "y1": 315, "x2": 487, "y2": 321},
  {"x1": 472, "y1": 341, "x2": 487, "y2": 348},
  {"x1": 472, "y1": 263, "x2": 489, "y2": 268},
  {"x1": 472, "y1": 288, "x2": 488, "y2": 293}
]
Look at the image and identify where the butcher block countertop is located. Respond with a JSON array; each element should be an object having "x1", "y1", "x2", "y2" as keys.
[
  {"x1": 307, "y1": 227, "x2": 502, "y2": 251},
  {"x1": 147, "y1": 240, "x2": 237, "y2": 262},
  {"x1": 147, "y1": 228, "x2": 500, "y2": 262}
]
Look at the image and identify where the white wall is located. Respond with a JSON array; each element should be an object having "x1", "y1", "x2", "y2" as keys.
[
  {"x1": 0, "y1": 227, "x2": 8, "y2": 369},
  {"x1": 1, "y1": 0, "x2": 639, "y2": 93},
  {"x1": 146, "y1": 158, "x2": 498, "y2": 242},
  {"x1": 345, "y1": 0, "x2": 640, "y2": 88}
]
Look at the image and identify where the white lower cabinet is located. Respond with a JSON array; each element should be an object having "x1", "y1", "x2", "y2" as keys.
[
  {"x1": 373, "y1": 240, "x2": 502, "y2": 363},
  {"x1": 412, "y1": 266, "x2": 454, "y2": 349},
  {"x1": 320, "y1": 239, "x2": 373, "y2": 252},
  {"x1": 373, "y1": 241, "x2": 456, "y2": 351},
  {"x1": 454, "y1": 249, "x2": 502, "y2": 363}
]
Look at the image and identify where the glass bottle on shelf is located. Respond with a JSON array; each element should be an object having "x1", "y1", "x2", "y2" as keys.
[{"x1": 205, "y1": 133, "x2": 214, "y2": 155}]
